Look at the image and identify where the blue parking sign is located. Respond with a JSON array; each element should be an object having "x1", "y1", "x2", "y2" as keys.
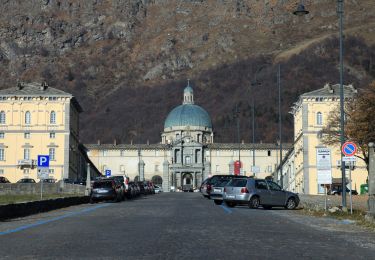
[
  {"x1": 105, "y1": 170, "x2": 111, "y2": 177},
  {"x1": 38, "y1": 155, "x2": 50, "y2": 167}
]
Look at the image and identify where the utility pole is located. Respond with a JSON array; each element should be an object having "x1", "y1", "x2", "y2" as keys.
[{"x1": 278, "y1": 64, "x2": 283, "y2": 188}]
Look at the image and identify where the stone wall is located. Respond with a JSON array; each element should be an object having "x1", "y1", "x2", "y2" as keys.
[{"x1": 0, "y1": 183, "x2": 85, "y2": 195}]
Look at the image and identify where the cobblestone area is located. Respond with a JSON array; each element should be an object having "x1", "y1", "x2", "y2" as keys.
[{"x1": 300, "y1": 194, "x2": 368, "y2": 211}]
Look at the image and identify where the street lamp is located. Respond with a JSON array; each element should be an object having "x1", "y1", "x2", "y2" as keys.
[
  {"x1": 293, "y1": 1, "x2": 347, "y2": 209},
  {"x1": 251, "y1": 64, "x2": 268, "y2": 173}
]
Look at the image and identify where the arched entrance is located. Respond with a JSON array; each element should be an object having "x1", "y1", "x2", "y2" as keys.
[
  {"x1": 182, "y1": 173, "x2": 193, "y2": 192},
  {"x1": 152, "y1": 175, "x2": 163, "y2": 186}
]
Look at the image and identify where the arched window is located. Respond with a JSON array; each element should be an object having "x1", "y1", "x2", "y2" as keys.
[
  {"x1": 25, "y1": 111, "x2": 31, "y2": 125},
  {"x1": 316, "y1": 112, "x2": 323, "y2": 125},
  {"x1": 151, "y1": 175, "x2": 163, "y2": 185},
  {"x1": 134, "y1": 176, "x2": 140, "y2": 182},
  {"x1": 50, "y1": 111, "x2": 56, "y2": 124},
  {"x1": 0, "y1": 111, "x2": 5, "y2": 124}
]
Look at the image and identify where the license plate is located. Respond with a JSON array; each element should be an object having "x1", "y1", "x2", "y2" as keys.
[
  {"x1": 226, "y1": 195, "x2": 235, "y2": 199},
  {"x1": 214, "y1": 188, "x2": 221, "y2": 193},
  {"x1": 97, "y1": 190, "x2": 108, "y2": 194}
]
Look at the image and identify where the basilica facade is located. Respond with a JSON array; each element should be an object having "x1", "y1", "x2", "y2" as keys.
[{"x1": 86, "y1": 83, "x2": 291, "y2": 192}]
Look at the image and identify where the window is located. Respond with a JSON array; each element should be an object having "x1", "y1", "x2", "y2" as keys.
[
  {"x1": 316, "y1": 112, "x2": 323, "y2": 125},
  {"x1": 0, "y1": 111, "x2": 5, "y2": 124},
  {"x1": 215, "y1": 165, "x2": 219, "y2": 172},
  {"x1": 185, "y1": 156, "x2": 191, "y2": 164},
  {"x1": 120, "y1": 150, "x2": 125, "y2": 156},
  {"x1": 0, "y1": 169, "x2": 3, "y2": 175},
  {"x1": 268, "y1": 165, "x2": 272, "y2": 173},
  {"x1": 50, "y1": 111, "x2": 56, "y2": 124},
  {"x1": 49, "y1": 169, "x2": 54, "y2": 175},
  {"x1": 23, "y1": 169, "x2": 29, "y2": 175},
  {"x1": 0, "y1": 132, "x2": 4, "y2": 139},
  {"x1": 50, "y1": 132, "x2": 55, "y2": 139},
  {"x1": 154, "y1": 165, "x2": 159, "y2": 172},
  {"x1": 0, "y1": 149, "x2": 4, "y2": 160},
  {"x1": 267, "y1": 181, "x2": 282, "y2": 191},
  {"x1": 49, "y1": 148, "x2": 55, "y2": 160},
  {"x1": 24, "y1": 149, "x2": 30, "y2": 160},
  {"x1": 102, "y1": 150, "x2": 108, "y2": 156},
  {"x1": 267, "y1": 150, "x2": 271, "y2": 156},
  {"x1": 24, "y1": 132, "x2": 30, "y2": 139},
  {"x1": 255, "y1": 180, "x2": 268, "y2": 190},
  {"x1": 25, "y1": 111, "x2": 31, "y2": 124}
]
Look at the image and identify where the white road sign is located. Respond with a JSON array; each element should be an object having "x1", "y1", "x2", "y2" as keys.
[
  {"x1": 342, "y1": 156, "x2": 357, "y2": 162},
  {"x1": 37, "y1": 167, "x2": 49, "y2": 179},
  {"x1": 316, "y1": 148, "x2": 332, "y2": 184}
]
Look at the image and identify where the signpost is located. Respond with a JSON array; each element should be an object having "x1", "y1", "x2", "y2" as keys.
[
  {"x1": 105, "y1": 169, "x2": 111, "y2": 177},
  {"x1": 37, "y1": 155, "x2": 50, "y2": 200},
  {"x1": 342, "y1": 142, "x2": 358, "y2": 214},
  {"x1": 316, "y1": 148, "x2": 332, "y2": 211}
]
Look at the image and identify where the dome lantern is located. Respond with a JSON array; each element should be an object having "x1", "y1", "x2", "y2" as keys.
[{"x1": 183, "y1": 80, "x2": 194, "y2": 105}]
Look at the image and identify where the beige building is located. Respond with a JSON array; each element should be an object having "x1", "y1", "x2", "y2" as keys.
[
  {"x1": 284, "y1": 83, "x2": 368, "y2": 194},
  {"x1": 0, "y1": 81, "x2": 83, "y2": 182},
  {"x1": 86, "y1": 83, "x2": 291, "y2": 191}
]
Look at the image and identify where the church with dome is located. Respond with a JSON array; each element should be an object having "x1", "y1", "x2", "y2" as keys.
[{"x1": 86, "y1": 83, "x2": 290, "y2": 191}]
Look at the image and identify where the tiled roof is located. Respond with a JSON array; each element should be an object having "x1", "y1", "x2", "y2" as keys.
[
  {"x1": 0, "y1": 82, "x2": 72, "y2": 97},
  {"x1": 85, "y1": 143, "x2": 293, "y2": 150},
  {"x1": 301, "y1": 83, "x2": 357, "y2": 97}
]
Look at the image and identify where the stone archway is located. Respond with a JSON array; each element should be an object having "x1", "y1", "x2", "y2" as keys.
[
  {"x1": 182, "y1": 173, "x2": 193, "y2": 191},
  {"x1": 152, "y1": 175, "x2": 163, "y2": 186}
]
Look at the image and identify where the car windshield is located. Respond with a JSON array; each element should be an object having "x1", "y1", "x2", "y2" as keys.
[
  {"x1": 231, "y1": 179, "x2": 247, "y2": 187},
  {"x1": 93, "y1": 181, "x2": 112, "y2": 188}
]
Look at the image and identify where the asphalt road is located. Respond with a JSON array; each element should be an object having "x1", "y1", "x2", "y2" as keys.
[{"x1": 0, "y1": 193, "x2": 374, "y2": 259}]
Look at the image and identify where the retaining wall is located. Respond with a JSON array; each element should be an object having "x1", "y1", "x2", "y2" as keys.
[
  {"x1": 0, "y1": 183, "x2": 85, "y2": 195},
  {"x1": 0, "y1": 196, "x2": 89, "y2": 221}
]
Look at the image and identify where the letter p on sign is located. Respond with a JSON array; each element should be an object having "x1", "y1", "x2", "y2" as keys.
[{"x1": 38, "y1": 155, "x2": 50, "y2": 167}]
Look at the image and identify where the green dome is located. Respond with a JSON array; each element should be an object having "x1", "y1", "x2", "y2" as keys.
[{"x1": 164, "y1": 104, "x2": 212, "y2": 129}]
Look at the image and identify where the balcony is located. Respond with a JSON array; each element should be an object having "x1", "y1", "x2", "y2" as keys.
[{"x1": 17, "y1": 159, "x2": 37, "y2": 169}]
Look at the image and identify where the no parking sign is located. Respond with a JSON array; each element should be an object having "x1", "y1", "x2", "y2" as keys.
[{"x1": 342, "y1": 142, "x2": 357, "y2": 157}]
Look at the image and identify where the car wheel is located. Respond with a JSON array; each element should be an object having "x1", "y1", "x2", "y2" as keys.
[
  {"x1": 263, "y1": 205, "x2": 272, "y2": 210},
  {"x1": 248, "y1": 196, "x2": 260, "y2": 209},
  {"x1": 225, "y1": 201, "x2": 236, "y2": 208},
  {"x1": 285, "y1": 197, "x2": 297, "y2": 210},
  {"x1": 214, "y1": 200, "x2": 223, "y2": 205}
]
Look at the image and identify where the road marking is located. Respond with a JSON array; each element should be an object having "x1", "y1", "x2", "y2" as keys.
[
  {"x1": 0, "y1": 203, "x2": 111, "y2": 236},
  {"x1": 220, "y1": 204, "x2": 233, "y2": 214}
]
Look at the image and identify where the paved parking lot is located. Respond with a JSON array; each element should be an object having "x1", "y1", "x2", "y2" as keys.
[{"x1": 0, "y1": 193, "x2": 374, "y2": 259}]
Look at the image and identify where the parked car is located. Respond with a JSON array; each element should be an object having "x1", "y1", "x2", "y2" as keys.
[
  {"x1": 73, "y1": 179, "x2": 86, "y2": 185},
  {"x1": 210, "y1": 175, "x2": 247, "y2": 205},
  {"x1": 106, "y1": 177, "x2": 125, "y2": 200},
  {"x1": 40, "y1": 178, "x2": 56, "y2": 183},
  {"x1": 0, "y1": 176, "x2": 10, "y2": 183},
  {"x1": 154, "y1": 185, "x2": 163, "y2": 193},
  {"x1": 17, "y1": 178, "x2": 36, "y2": 183},
  {"x1": 63, "y1": 178, "x2": 75, "y2": 184},
  {"x1": 90, "y1": 179, "x2": 123, "y2": 203},
  {"x1": 137, "y1": 181, "x2": 146, "y2": 195},
  {"x1": 127, "y1": 181, "x2": 139, "y2": 198},
  {"x1": 329, "y1": 187, "x2": 358, "y2": 196},
  {"x1": 223, "y1": 178, "x2": 299, "y2": 210},
  {"x1": 200, "y1": 177, "x2": 211, "y2": 198}
]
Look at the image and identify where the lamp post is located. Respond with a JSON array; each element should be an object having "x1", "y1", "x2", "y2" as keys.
[
  {"x1": 251, "y1": 64, "x2": 268, "y2": 171},
  {"x1": 277, "y1": 64, "x2": 283, "y2": 188},
  {"x1": 294, "y1": 1, "x2": 347, "y2": 209}
]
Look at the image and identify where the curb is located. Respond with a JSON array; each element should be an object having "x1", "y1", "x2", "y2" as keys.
[{"x1": 0, "y1": 196, "x2": 89, "y2": 221}]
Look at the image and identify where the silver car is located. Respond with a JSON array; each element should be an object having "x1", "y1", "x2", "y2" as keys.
[
  {"x1": 210, "y1": 175, "x2": 247, "y2": 205},
  {"x1": 223, "y1": 178, "x2": 299, "y2": 210}
]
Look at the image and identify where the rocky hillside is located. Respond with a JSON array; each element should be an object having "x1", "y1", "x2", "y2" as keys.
[{"x1": 0, "y1": 0, "x2": 375, "y2": 144}]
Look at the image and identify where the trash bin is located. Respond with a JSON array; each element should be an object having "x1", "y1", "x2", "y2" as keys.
[{"x1": 360, "y1": 184, "x2": 368, "y2": 195}]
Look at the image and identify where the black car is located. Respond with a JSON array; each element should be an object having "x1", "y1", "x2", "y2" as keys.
[
  {"x1": 90, "y1": 179, "x2": 123, "y2": 203},
  {"x1": 0, "y1": 176, "x2": 10, "y2": 183},
  {"x1": 17, "y1": 178, "x2": 36, "y2": 183},
  {"x1": 329, "y1": 187, "x2": 358, "y2": 195}
]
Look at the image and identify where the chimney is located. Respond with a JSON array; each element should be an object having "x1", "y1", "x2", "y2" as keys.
[
  {"x1": 40, "y1": 81, "x2": 48, "y2": 91},
  {"x1": 17, "y1": 81, "x2": 23, "y2": 90},
  {"x1": 241, "y1": 140, "x2": 244, "y2": 144},
  {"x1": 114, "y1": 139, "x2": 117, "y2": 145},
  {"x1": 97, "y1": 139, "x2": 101, "y2": 145},
  {"x1": 130, "y1": 139, "x2": 133, "y2": 145},
  {"x1": 147, "y1": 139, "x2": 149, "y2": 145}
]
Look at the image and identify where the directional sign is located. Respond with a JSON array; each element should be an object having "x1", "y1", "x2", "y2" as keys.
[
  {"x1": 105, "y1": 169, "x2": 111, "y2": 177},
  {"x1": 37, "y1": 168, "x2": 49, "y2": 179},
  {"x1": 342, "y1": 142, "x2": 357, "y2": 157},
  {"x1": 342, "y1": 156, "x2": 357, "y2": 162},
  {"x1": 37, "y1": 155, "x2": 50, "y2": 167}
]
